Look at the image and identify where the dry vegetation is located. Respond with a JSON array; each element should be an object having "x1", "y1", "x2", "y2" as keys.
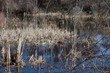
[
  {"x1": 0, "y1": 0, "x2": 110, "y2": 73},
  {"x1": 0, "y1": 27, "x2": 70, "y2": 44}
]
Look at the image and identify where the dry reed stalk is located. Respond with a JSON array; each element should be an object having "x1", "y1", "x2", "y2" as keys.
[
  {"x1": 17, "y1": 37, "x2": 22, "y2": 72},
  {"x1": 1, "y1": 45, "x2": 5, "y2": 61},
  {"x1": 29, "y1": 54, "x2": 35, "y2": 66},
  {"x1": 6, "y1": 45, "x2": 11, "y2": 73}
]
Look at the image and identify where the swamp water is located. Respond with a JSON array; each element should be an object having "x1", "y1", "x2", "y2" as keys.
[{"x1": 0, "y1": 35, "x2": 110, "y2": 73}]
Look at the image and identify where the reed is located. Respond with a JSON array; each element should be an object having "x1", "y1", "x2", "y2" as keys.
[
  {"x1": 0, "y1": 0, "x2": 109, "y2": 72},
  {"x1": 17, "y1": 36, "x2": 23, "y2": 72},
  {"x1": 1, "y1": 45, "x2": 5, "y2": 62},
  {"x1": 0, "y1": 27, "x2": 70, "y2": 45},
  {"x1": 6, "y1": 44, "x2": 11, "y2": 73}
]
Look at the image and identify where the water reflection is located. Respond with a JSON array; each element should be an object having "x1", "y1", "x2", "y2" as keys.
[{"x1": 0, "y1": 34, "x2": 110, "y2": 73}]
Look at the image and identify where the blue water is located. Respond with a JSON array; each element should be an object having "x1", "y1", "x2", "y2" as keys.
[{"x1": 0, "y1": 35, "x2": 110, "y2": 73}]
